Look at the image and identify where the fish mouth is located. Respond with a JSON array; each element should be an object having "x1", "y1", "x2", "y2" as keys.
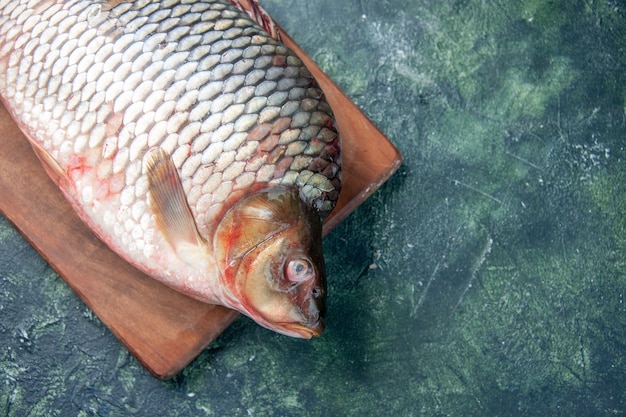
[{"x1": 280, "y1": 319, "x2": 325, "y2": 339}]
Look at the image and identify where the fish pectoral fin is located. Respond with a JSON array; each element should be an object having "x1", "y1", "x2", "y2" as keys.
[
  {"x1": 146, "y1": 149, "x2": 207, "y2": 264},
  {"x1": 28, "y1": 138, "x2": 68, "y2": 188}
]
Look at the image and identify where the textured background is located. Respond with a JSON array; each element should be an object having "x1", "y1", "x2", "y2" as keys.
[{"x1": 2, "y1": 0, "x2": 626, "y2": 415}]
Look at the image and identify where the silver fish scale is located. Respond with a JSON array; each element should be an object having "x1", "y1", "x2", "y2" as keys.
[{"x1": 0, "y1": 0, "x2": 341, "y2": 258}]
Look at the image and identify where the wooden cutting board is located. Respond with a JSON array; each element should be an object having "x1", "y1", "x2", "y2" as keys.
[{"x1": 0, "y1": 23, "x2": 401, "y2": 380}]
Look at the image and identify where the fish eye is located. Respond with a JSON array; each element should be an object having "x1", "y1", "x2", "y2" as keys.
[{"x1": 286, "y1": 258, "x2": 313, "y2": 283}]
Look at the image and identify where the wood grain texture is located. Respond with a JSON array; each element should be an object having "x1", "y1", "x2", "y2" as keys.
[{"x1": 0, "y1": 24, "x2": 401, "y2": 380}]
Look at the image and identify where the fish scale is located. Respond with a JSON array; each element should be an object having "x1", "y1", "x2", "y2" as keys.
[
  {"x1": 0, "y1": 0, "x2": 340, "y2": 338},
  {"x1": 1, "y1": 0, "x2": 340, "y2": 215}
]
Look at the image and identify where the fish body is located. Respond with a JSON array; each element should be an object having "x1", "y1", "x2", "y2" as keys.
[{"x1": 0, "y1": 0, "x2": 341, "y2": 338}]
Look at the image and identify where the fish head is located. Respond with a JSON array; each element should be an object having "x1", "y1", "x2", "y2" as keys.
[{"x1": 214, "y1": 186, "x2": 326, "y2": 338}]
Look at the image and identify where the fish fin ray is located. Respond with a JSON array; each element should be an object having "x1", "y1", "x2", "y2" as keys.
[
  {"x1": 28, "y1": 139, "x2": 69, "y2": 188},
  {"x1": 146, "y1": 149, "x2": 207, "y2": 263},
  {"x1": 226, "y1": 0, "x2": 281, "y2": 40}
]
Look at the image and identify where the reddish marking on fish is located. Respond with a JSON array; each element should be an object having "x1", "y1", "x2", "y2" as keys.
[
  {"x1": 259, "y1": 134, "x2": 279, "y2": 153},
  {"x1": 221, "y1": 223, "x2": 242, "y2": 285},
  {"x1": 247, "y1": 123, "x2": 271, "y2": 142},
  {"x1": 211, "y1": 181, "x2": 269, "y2": 290},
  {"x1": 271, "y1": 117, "x2": 291, "y2": 134},
  {"x1": 94, "y1": 172, "x2": 125, "y2": 201},
  {"x1": 67, "y1": 155, "x2": 91, "y2": 183},
  {"x1": 273, "y1": 155, "x2": 292, "y2": 179},
  {"x1": 95, "y1": 182, "x2": 110, "y2": 201},
  {"x1": 272, "y1": 55, "x2": 287, "y2": 67}
]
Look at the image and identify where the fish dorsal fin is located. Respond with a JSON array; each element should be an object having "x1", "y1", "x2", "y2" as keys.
[
  {"x1": 226, "y1": 0, "x2": 281, "y2": 40},
  {"x1": 146, "y1": 149, "x2": 208, "y2": 265}
]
